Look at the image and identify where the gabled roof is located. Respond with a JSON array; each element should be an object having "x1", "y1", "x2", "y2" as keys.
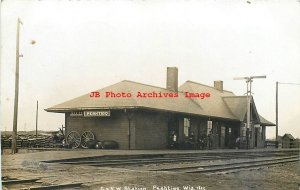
[
  {"x1": 221, "y1": 96, "x2": 275, "y2": 126},
  {"x1": 282, "y1": 133, "x2": 295, "y2": 140},
  {"x1": 179, "y1": 81, "x2": 237, "y2": 120},
  {"x1": 46, "y1": 80, "x2": 207, "y2": 116},
  {"x1": 259, "y1": 115, "x2": 276, "y2": 126},
  {"x1": 222, "y1": 96, "x2": 248, "y2": 121},
  {"x1": 179, "y1": 81, "x2": 275, "y2": 126},
  {"x1": 46, "y1": 79, "x2": 275, "y2": 126}
]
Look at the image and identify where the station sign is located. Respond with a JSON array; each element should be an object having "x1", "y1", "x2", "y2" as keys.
[
  {"x1": 70, "y1": 111, "x2": 83, "y2": 117},
  {"x1": 83, "y1": 110, "x2": 110, "y2": 117}
]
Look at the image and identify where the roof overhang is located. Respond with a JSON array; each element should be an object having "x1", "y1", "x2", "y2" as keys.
[{"x1": 45, "y1": 106, "x2": 240, "y2": 122}]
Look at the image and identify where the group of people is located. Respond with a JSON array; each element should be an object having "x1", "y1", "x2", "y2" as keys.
[
  {"x1": 169, "y1": 131, "x2": 207, "y2": 149},
  {"x1": 169, "y1": 130, "x2": 241, "y2": 149}
]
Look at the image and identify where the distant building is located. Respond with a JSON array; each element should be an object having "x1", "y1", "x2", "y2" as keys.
[
  {"x1": 281, "y1": 133, "x2": 297, "y2": 148},
  {"x1": 46, "y1": 67, "x2": 275, "y2": 150}
]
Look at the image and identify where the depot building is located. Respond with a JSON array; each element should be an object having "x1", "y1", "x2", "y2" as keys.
[{"x1": 45, "y1": 67, "x2": 275, "y2": 150}]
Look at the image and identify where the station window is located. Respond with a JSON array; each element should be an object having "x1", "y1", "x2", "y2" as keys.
[
  {"x1": 184, "y1": 118, "x2": 190, "y2": 137},
  {"x1": 207, "y1": 121, "x2": 212, "y2": 135},
  {"x1": 242, "y1": 126, "x2": 246, "y2": 137}
]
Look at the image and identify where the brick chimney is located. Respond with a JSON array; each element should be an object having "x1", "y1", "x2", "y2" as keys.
[
  {"x1": 166, "y1": 67, "x2": 178, "y2": 92},
  {"x1": 214, "y1": 80, "x2": 223, "y2": 92}
]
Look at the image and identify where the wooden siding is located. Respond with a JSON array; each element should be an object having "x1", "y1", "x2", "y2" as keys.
[
  {"x1": 134, "y1": 110, "x2": 168, "y2": 149},
  {"x1": 64, "y1": 108, "x2": 265, "y2": 150},
  {"x1": 65, "y1": 110, "x2": 130, "y2": 149}
]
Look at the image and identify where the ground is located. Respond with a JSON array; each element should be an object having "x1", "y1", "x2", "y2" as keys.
[{"x1": 1, "y1": 149, "x2": 300, "y2": 190}]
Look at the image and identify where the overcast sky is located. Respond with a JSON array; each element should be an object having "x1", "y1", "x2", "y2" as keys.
[{"x1": 1, "y1": 0, "x2": 300, "y2": 139}]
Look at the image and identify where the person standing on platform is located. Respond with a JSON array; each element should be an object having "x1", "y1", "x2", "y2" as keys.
[
  {"x1": 169, "y1": 131, "x2": 178, "y2": 149},
  {"x1": 189, "y1": 131, "x2": 196, "y2": 149},
  {"x1": 235, "y1": 136, "x2": 240, "y2": 149}
]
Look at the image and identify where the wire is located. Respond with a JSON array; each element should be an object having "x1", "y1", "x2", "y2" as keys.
[{"x1": 278, "y1": 82, "x2": 300, "y2": 86}]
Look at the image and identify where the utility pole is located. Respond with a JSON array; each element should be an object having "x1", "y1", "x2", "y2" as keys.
[
  {"x1": 11, "y1": 18, "x2": 23, "y2": 154},
  {"x1": 276, "y1": 82, "x2": 278, "y2": 143},
  {"x1": 36, "y1": 100, "x2": 39, "y2": 137},
  {"x1": 234, "y1": 75, "x2": 266, "y2": 149}
]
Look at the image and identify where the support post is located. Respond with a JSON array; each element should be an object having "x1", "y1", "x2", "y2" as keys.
[
  {"x1": 36, "y1": 100, "x2": 38, "y2": 137},
  {"x1": 276, "y1": 81, "x2": 278, "y2": 148},
  {"x1": 12, "y1": 18, "x2": 22, "y2": 154}
]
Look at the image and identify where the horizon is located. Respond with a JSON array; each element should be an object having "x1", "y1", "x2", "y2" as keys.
[{"x1": 1, "y1": 0, "x2": 300, "y2": 139}]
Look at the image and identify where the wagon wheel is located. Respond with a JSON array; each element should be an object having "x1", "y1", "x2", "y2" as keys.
[
  {"x1": 66, "y1": 131, "x2": 81, "y2": 149},
  {"x1": 81, "y1": 131, "x2": 95, "y2": 148}
]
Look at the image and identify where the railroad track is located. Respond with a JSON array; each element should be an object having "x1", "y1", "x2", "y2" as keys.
[
  {"x1": 150, "y1": 155, "x2": 299, "y2": 174},
  {"x1": 4, "y1": 150, "x2": 299, "y2": 189},
  {"x1": 44, "y1": 150, "x2": 299, "y2": 169},
  {"x1": 1, "y1": 177, "x2": 83, "y2": 190}
]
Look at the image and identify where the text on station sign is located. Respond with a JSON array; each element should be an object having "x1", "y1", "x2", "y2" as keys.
[{"x1": 84, "y1": 110, "x2": 110, "y2": 117}]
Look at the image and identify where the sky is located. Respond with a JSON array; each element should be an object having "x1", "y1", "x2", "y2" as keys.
[{"x1": 1, "y1": 0, "x2": 300, "y2": 139}]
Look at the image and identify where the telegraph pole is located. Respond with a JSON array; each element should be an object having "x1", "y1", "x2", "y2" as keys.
[
  {"x1": 234, "y1": 75, "x2": 266, "y2": 149},
  {"x1": 36, "y1": 100, "x2": 39, "y2": 137},
  {"x1": 276, "y1": 82, "x2": 278, "y2": 143},
  {"x1": 11, "y1": 18, "x2": 23, "y2": 154}
]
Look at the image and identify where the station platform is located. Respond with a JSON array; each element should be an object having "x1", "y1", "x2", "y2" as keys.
[{"x1": 2, "y1": 148, "x2": 299, "y2": 166}]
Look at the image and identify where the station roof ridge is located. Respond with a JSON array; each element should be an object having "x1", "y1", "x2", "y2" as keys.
[
  {"x1": 45, "y1": 80, "x2": 208, "y2": 117},
  {"x1": 120, "y1": 80, "x2": 169, "y2": 91},
  {"x1": 183, "y1": 80, "x2": 234, "y2": 94},
  {"x1": 282, "y1": 133, "x2": 295, "y2": 140},
  {"x1": 45, "y1": 79, "x2": 275, "y2": 126}
]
